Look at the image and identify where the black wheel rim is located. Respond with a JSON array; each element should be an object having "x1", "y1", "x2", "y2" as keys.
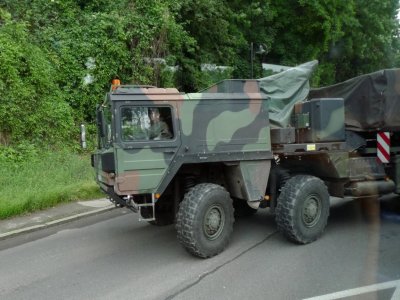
[
  {"x1": 203, "y1": 204, "x2": 225, "y2": 240},
  {"x1": 302, "y1": 194, "x2": 321, "y2": 227}
]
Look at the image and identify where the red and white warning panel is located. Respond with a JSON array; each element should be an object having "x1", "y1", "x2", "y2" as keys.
[{"x1": 377, "y1": 132, "x2": 390, "y2": 163}]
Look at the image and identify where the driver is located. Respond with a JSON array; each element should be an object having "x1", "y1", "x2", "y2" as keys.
[{"x1": 148, "y1": 108, "x2": 172, "y2": 140}]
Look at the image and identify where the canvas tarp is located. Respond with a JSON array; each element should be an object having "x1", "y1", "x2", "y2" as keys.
[
  {"x1": 310, "y1": 69, "x2": 400, "y2": 132},
  {"x1": 202, "y1": 61, "x2": 400, "y2": 131},
  {"x1": 259, "y1": 60, "x2": 318, "y2": 128},
  {"x1": 200, "y1": 60, "x2": 318, "y2": 129}
]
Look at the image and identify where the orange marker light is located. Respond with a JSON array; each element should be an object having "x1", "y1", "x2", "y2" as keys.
[
  {"x1": 111, "y1": 78, "x2": 121, "y2": 90},
  {"x1": 155, "y1": 193, "x2": 161, "y2": 199}
]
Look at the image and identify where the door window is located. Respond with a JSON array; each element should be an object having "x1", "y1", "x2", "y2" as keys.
[{"x1": 120, "y1": 106, "x2": 174, "y2": 141}]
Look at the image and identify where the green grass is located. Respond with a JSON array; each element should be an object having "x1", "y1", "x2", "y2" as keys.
[{"x1": 0, "y1": 151, "x2": 104, "y2": 219}]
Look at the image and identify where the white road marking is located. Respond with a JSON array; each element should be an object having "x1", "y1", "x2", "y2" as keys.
[
  {"x1": 391, "y1": 284, "x2": 400, "y2": 300},
  {"x1": 303, "y1": 279, "x2": 400, "y2": 300}
]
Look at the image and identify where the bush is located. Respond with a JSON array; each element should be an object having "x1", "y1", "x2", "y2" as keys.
[{"x1": 0, "y1": 11, "x2": 74, "y2": 148}]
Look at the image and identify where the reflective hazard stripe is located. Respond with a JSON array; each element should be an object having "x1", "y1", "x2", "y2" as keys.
[{"x1": 377, "y1": 132, "x2": 390, "y2": 163}]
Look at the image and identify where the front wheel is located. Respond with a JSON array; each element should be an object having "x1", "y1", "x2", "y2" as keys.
[
  {"x1": 275, "y1": 175, "x2": 330, "y2": 244},
  {"x1": 176, "y1": 183, "x2": 234, "y2": 258}
]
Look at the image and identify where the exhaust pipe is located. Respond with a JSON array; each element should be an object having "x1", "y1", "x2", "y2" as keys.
[{"x1": 346, "y1": 180, "x2": 395, "y2": 197}]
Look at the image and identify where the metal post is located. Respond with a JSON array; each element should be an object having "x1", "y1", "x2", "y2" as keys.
[
  {"x1": 250, "y1": 42, "x2": 254, "y2": 79},
  {"x1": 80, "y1": 124, "x2": 87, "y2": 149},
  {"x1": 250, "y1": 43, "x2": 266, "y2": 79}
]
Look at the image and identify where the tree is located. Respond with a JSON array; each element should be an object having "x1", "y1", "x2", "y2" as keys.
[
  {"x1": 264, "y1": 0, "x2": 399, "y2": 86},
  {"x1": 228, "y1": 0, "x2": 275, "y2": 79},
  {"x1": 329, "y1": 0, "x2": 399, "y2": 82},
  {"x1": 1, "y1": 0, "x2": 190, "y2": 124},
  {"x1": 1, "y1": 0, "x2": 399, "y2": 149},
  {"x1": 0, "y1": 8, "x2": 74, "y2": 147}
]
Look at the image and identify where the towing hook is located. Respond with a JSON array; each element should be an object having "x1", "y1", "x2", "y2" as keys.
[{"x1": 124, "y1": 195, "x2": 139, "y2": 213}]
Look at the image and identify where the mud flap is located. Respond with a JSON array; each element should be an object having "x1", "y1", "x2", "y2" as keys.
[{"x1": 225, "y1": 160, "x2": 271, "y2": 201}]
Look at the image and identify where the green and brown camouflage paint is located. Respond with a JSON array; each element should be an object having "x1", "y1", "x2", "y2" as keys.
[
  {"x1": 93, "y1": 77, "x2": 355, "y2": 203},
  {"x1": 93, "y1": 81, "x2": 273, "y2": 201}
]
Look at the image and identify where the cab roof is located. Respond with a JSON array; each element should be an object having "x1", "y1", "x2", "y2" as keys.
[{"x1": 110, "y1": 85, "x2": 180, "y2": 95}]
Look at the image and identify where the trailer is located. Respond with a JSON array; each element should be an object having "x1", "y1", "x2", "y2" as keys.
[{"x1": 88, "y1": 61, "x2": 400, "y2": 258}]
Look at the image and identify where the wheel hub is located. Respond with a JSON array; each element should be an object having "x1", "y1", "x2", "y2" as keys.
[
  {"x1": 204, "y1": 205, "x2": 225, "y2": 240},
  {"x1": 302, "y1": 196, "x2": 321, "y2": 227}
]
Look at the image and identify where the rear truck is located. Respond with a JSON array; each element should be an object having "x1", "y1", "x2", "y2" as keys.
[{"x1": 87, "y1": 61, "x2": 400, "y2": 258}]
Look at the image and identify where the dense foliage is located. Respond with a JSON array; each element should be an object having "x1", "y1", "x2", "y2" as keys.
[{"x1": 0, "y1": 0, "x2": 399, "y2": 150}]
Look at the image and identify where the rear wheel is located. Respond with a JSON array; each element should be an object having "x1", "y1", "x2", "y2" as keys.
[
  {"x1": 275, "y1": 175, "x2": 330, "y2": 244},
  {"x1": 176, "y1": 183, "x2": 234, "y2": 258}
]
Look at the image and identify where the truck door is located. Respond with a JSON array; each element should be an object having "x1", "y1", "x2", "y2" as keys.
[{"x1": 113, "y1": 104, "x2": 180, "y2": 195}]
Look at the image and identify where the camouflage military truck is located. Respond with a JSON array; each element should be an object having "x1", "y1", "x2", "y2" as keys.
[{"x1": 88, "y1": 61, "x2": 400, "y2": 258}]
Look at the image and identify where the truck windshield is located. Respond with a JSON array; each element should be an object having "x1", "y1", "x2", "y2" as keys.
[{"x1": 120, "y1": 106, "x2": 174, "y2": 141}]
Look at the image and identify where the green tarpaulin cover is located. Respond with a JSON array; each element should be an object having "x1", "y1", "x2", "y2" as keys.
[
  {"x1": 201, "y1": 60, "x2": 318, "y2": 129},
  {"x1": 310, "y1": 69, "x2": 400, "y2": 132},
  {"x1": 201, "y1": 61, "x2": 400, "y2": 132},
  {"x1": 259, "y1": 60, "x2": 317, "y2": 128}
]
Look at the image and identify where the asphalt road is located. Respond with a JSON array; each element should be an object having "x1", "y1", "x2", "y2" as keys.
[{"x1": 0, "y1": 197, "x2": 399, "y2": 300}]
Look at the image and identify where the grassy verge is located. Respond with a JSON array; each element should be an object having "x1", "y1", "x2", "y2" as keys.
[{"x1": 0, "y1": 151, "x2": 104, "y2": 219}]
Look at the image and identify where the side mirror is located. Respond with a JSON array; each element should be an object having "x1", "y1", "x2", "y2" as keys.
[
  {"x1": 96, "y1": 109, "x2": 105, "y2": 137},
  {"x1": 80, "y1": 124, "x2": 87, "y2": 149}
]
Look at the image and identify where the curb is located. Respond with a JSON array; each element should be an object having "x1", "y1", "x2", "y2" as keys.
[{"x1": 0, "y1": 205, "x2": 115, "y2": 241}]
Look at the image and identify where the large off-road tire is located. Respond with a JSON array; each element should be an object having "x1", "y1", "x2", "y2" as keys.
[
  {"x1": 176, "y1": 183, "x2": 234, "y2": 258},
  {"x1": 275, "y1": 175, "x2": 330, "y2": 244},
  {"x1": 233, "y1": 198, "x2": 257, "y2": 217}
]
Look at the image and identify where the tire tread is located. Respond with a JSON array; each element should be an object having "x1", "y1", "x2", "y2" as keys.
[
  {"x1": 176, "y1": 183, "x2": 234, "y2": 258},
  {"x1": 276, "y1": 175, "x2": 329, "y2": 244}
]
